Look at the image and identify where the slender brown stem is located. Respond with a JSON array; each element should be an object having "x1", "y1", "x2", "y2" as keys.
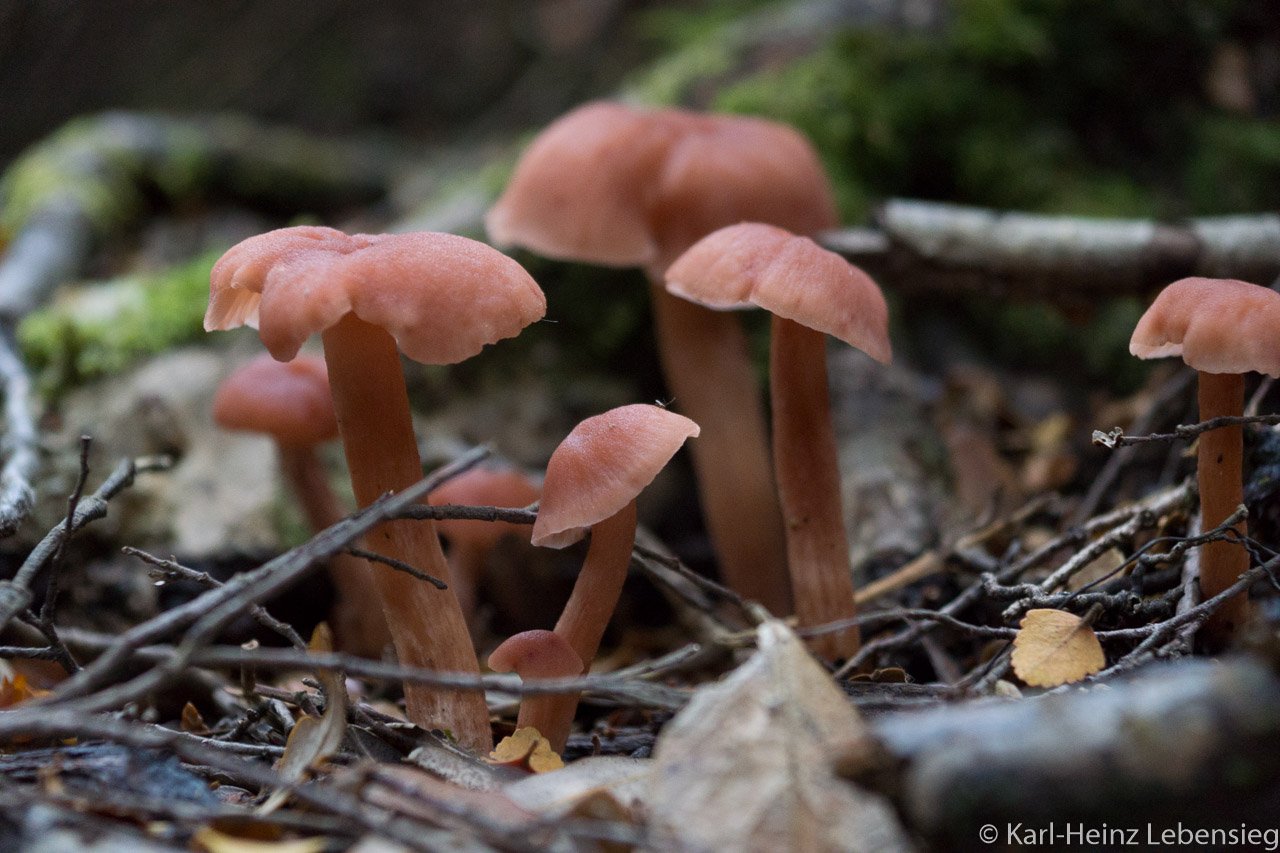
[
  {"x1": 553, "y1": 500, "x2": 638, "y2": 667},
  {"x1": 1196, "y1": 370, "x2": 1249, "y2": 643},
  {"x1": 770, "y1": 316, "x2": 860, "y2": 660},
  {"x1": 446, "y1": 542, "x2": 483, "y2": 627},
  {"x1": 321, "y1": 313, "x2": 491, "y2": 751},
  {"x1": 515, "y1": 688, "x2": 580, "y2": 754},
  {"x1": 277, "y1": 444, "x2": 391, "y2": 658},
  {"x1": 536, "y1": 500, "x2": 638, "y2": 751},
  {"x1": 647, "y1": 281, "x2": 791, "y2": 614}
]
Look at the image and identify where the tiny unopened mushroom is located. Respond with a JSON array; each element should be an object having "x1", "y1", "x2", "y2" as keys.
[
  {"x1": 1130, "y1": 277, "x2": 1280, "y2": 643},
  {"x1": 529, "y1": 404, "x2": 698, "y2": 747},
  {"x1": 488, "y1": 101, "x2": 837, "y2": 615},
  {"x1": 488, "y1": 629, "x2": 583, "y2": 752},
  {"x1": 666, "y1": 223, "x2": 891, "y2": 661},
  {"x1": 430, "y1": 466, "x2": 541, "y2": 626},
  {"x1": 206, "y1": 226, "x2": 546, "y2": 750},
  {"x1": 212, "y1": 353, "x2": 390, "y2": 658}
]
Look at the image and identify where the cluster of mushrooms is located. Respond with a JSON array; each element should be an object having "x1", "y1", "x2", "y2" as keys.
[{"x1": 204, "y1": 100, "x2": 1273, "y2": 754}]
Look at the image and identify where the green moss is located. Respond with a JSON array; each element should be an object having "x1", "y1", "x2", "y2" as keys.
[
  {"x1": 18, "y1": 249, "x2": 223, "y2": 396},
  {"x1": 688, "y1": 0, "x2": 1261, "y2": 223},
  {"x1": 0, "y1": 120, "x2": 145, "y2": 236},
  {"x1": 1185, "y1": 117, "x2": 1280, "y2": 214}
]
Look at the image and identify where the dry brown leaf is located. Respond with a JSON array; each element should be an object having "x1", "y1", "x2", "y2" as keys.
[
  {"x1": 182, "y1": 701, "x2": 209, "y2": 735},
  {"x1": 488, "y1": 727, "x2": 564, "y2": 773},
  {"x1": 1011, "y1": 609, "x2": 1105, "y2": 687},
  {"x1": 192, "y1": 827, "x2": 326, "y2": 853},
  {"x1": 357, "y1": 764, "x2": 540, "y2": 837},
  {"x1": 505, "y1": 755, "x2": 650, "y2": 820},
  {"x1": 1067, "y1": 547, "x2": 1127, "y2": 592},
  {"x1": 0, "y1": 674, "x2": 49, "y2": 708},
  {"x1": 259, "y1": 624, "x2": 347, "y2": 814},
  {"x1": 648, "y1": 620, "x2": 914, "y2": 853}
]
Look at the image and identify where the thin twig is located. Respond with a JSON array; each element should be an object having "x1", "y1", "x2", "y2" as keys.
[
  {"x1": 123, "y1": 547, "x2": 307, "y2": 649},
  {"x1": 0, "y1": 325, "x2": 41, "y2": 537},
  {"x1": 344, "y1": 547, "x2": 448, "y2": 589},
  {"x1": 0, "y1": 455, "x2": 171, "y2": 632},
  {"x1": 1092, "y1": 412, "x2": 1280, "y2": 448}
]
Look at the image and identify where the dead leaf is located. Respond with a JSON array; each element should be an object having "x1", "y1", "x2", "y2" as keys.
[
  {"x1": 259, "y1": 625, "x2": 347, "y2": 814},
  {"x1": 648, "y1": 620, "x2": 915, "y2": 853},
  {"x1": 192, "y1": 827, "x2": 326, "y2": 853},
  {"x1": 1067, "y1": 547, "x2": 1127, "y2": 592},
  {"x1": 1011, "y1": 609, "x2": 1105, "y2": 687},
  {"x1": 488, "y1": 727, "x2": 564, "y2": 773},
  {"x1": 182, "y1": 701, "x2": 209, "y2": 735},
  {"x1": 357, "y1": 764, "x2": 541, "y2": 837},
  {"x1": 505, "y1": 755, "x2": 650, "y2": 819},
  {"x1": 0, "y1": 674, "x2": 49, "y2": 708}
]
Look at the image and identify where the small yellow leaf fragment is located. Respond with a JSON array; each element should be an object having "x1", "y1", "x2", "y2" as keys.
[
  {"x1": 0, "y1": 674, "x2": 48, "y2": 708},
  {"x1": 488, "y1": 727, "x2": 564, "y2": 773},
  {"x1": 192, "y1": 826, "x2": 327, "y2": 853},
  {"x1": 1012, "y1": 609, "x2": 1105, "y2": 687},
  {"x1": 182, "y1": 702, "x2": 209, "y2": 734}
]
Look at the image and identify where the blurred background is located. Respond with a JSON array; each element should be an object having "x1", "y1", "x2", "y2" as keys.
[{"x1": 3, "y1": 0, "x2": 1280, "y2": 628}]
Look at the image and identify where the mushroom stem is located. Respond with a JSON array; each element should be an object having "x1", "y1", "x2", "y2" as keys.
[
  {"x1": 321, "y1": 312, "x2": 491, "y2": 751},
  {"x1": 647, "y1": 281, "x2": 791, "y2": 614},
  {"x1": 553, "y1": 499, "x2": 638, "y2": 667},
  {"x1": 1196, "y1": 370, "x2": 1250, "y2": 641},
  {"x1": 770, "y1": 315, "x2": 860, "y2": 660},
  {"x1": 531, "y1": 498, "x2": 636, "y2": 751},
  {"x1": 445, "y1": 542, "x2": 484, "y2": 628},
  {"x1": 515, "y1": 688, "x2": 580, "y2": 754},
  {"x1": 278, "y1": 443, "x2": 391, "y2": 659}
]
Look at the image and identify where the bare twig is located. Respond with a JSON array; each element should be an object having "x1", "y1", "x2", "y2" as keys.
[
  {"x1": 0, "y1": 326, "x2": 40, "y2": 536},
  {"x1": 0, "y1": 455, "x2": 171, "y2": 633},
  {"x1": 123, "y1": 547, "x2": 307, "y2": 650},
  {"x1": 1092, "y1": 413, "x2": 1280, "y2": 449},
  {"x1": 344, "y1": 546, "x2": 448, "y2": 589},
  {"x1": 33, "y1": 447, "x2": 490, "y2": 714}
]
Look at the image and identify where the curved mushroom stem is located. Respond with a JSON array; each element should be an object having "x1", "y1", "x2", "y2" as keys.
[
  {"x1": 648, "y1": 282, "x2": 791, "y2": 614},
  {"x1": 532, "y1": 499, "x2": 637, "y2": 749},
  {"x1": 445, "y1": 542, "x2": 484, "y2": 629},
  {"x1": 321, "y1": 313, "x2": 491, "y2": 751},
  {"x1": 554, "y1": 499, "x2": 638, "y2": 666},
  {"x1": 1197, "y1": 370, "x2": 1250, "y2": 644},
  {"x1": 770, "y1": 316, "x2": 860, "y2": 661},
  {"x1": 277, "y1": 444, "x2": 392, "y2": 659},
  {"x1": 515, "y1": 688, "x2": 579, "y2": 754}
]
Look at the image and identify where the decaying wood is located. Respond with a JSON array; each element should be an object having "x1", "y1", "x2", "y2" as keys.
[
  {"x1": 874, "y1": 658, "x2": 1280, "y2": 852},
  {"x1": 826, "y1": 199, "x2": 1280, "y2": 301}
]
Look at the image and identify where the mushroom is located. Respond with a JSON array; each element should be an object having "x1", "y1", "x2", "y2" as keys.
[
  {"x1": 530, "y1": 403, "x2": 699, "y2": 747},
  {"x1": 665, "y1": 223, "x2": 891, "y2": 661},
  {"x1": 1129, "y1": 277, "x2": 1280, "y2": 643},
  {"x1": 430, "y1": 466, "x2": 541, "y2": 626},
  {"x1": 206, "y1": 226, "x2": 546, "y2": 750},
  {"x1": 487, "y1": 101, "x2": 838, "y2": 615},
  {"x1": 212, "y1": 352, "x2": 391, "y2": 658},
  {"x1": 487, "y1": 629, "x2": 583, "y2": 752}
]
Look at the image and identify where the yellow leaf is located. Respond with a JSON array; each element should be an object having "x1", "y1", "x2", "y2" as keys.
[
  {"x1": 182, "y1": 702, "x2": 209, "y2": 734},
  {"x1": 488, "y1": 727, "x2": 564, "y2": 773},
  {"x1": 0, "y1": 674, "x2": 48, "y2": 708},
  {"x1": 1011, "y1": 609, "x2": 1105, "y2": 687},
  {"x1": 259, "y1": 624, "x2": 347, "y2": 814},
  {"x1": 192, "y1": 827, "x2": 326, "y2": 853}
]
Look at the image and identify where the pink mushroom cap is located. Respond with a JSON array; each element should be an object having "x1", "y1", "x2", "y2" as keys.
[
  {"x1": 205, "y1": 226, "x2": 547, "y2": 364},
  {"x1": 486, "y1": 102, "x2": 837, "y2": 274},
  {"x1": 665, "y1": 223, "x2": 892, "y2": 363},
  {"x1": 488, "y1": 629, "x2": 584, "y2": 680},
  {"x1": 531, "y1": 404, "x2": 700, "y2": 549},
  {"x1": 1129, "y1": 277, "x2": 1280, "y2": 377},
  {"x1": 212, "y1": 353, "x2": 338, "y2": 446}
]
